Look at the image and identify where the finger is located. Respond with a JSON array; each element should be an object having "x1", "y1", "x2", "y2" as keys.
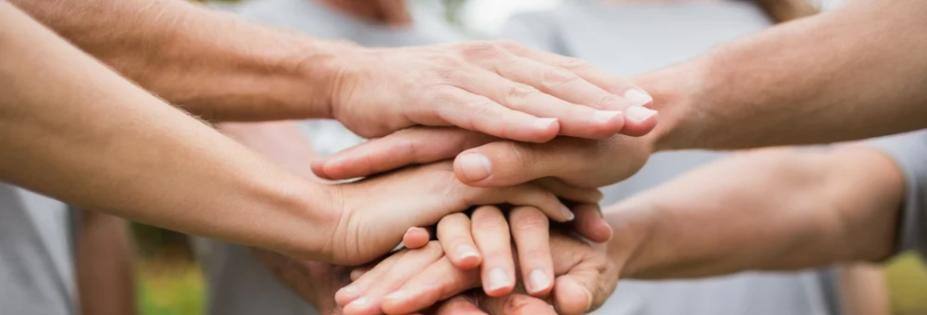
[
  {"x1": 450, "y1": 67, "x2": 624, "y2": 139},
  {"x1": 311, "y1": 127, "x2": 493, "y2": 180},
  {"x1": 552, "y1": 276, "x2": 594, "y2": 315},
  {"x1": 402, "y1": 227, "x2": 431, "y2": 249},
  {"x1": 534, "y1": 178, "x2": 602, "y2": 204},
  {"x1": 477, "y1": 293, "x2": 557, "y2": 315},
  {"x1": 381, "y1": 257, "x2": 481, "y2": 314},
  {"x1": 339, "y1": 242, "x2": 443, "y2": 314},
  {"x1": 453, "y1": 139, "x2": 586, "y2": 188},
  {"x1": 350, "y1": 268, "x2": 369, "y2": 282},
  {"x1": 429, "y1": 86, "x2": 560, "y2": 143},
  {"x1": 437, "y1": 213, "x2": 482, "y2": 269},
  {"x1": 471, "y1": 206, "x2": 515, "y2": 297},
  {"x1": 508, "y1": 207, "x2": 553, "y2": 297},
  {"x1": 435, "y1": 296, "x2": 487, "y2": 315},
  {"x1": 500, "y1": 43, "x2": 658, "y2": 136},
  {"x1": 571, "y1": 204, "x2": 613, "y2": 243},
  {"x1": 464, "y1": 181, "x2": 574, "y2": 222}
]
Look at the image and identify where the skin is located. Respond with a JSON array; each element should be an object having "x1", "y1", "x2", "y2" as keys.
[
  {"x1": 215, "y1": 121, "x2": 609, "y2": 310},
  {"x1": 10, "y1": 0, "x2": 657, "y2": 142},
  {"x1": 346, "y1": 224, "x2": 616, "y2": 315},
  {"x1": 313, "y1": 0, "x2": 927, "y2": 187},
  {"x1": 75, "y1": 210, "x2": 136, "y2": 315},
  {"x1": 362, "y1": 145, "x2": 906, "y2": 314},
  {"x1": 0, "y1": 3, "x2": 583, "y2": 266}
]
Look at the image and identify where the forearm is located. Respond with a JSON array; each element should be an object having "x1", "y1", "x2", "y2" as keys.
[
  {"x1": 639, "y1": 0, "x2": 927, "y2": 150},
  {"x1": 0, "y1": 3, "x2": 334, "y2": 260},
  {"x1": 10, "y1": 0, "x2": 352, "y2": 120},
  {"x1": 608, "y1": 146, "x2": 904, "y2": 278},
  {"x1": 76, "y1": 210, "x2": 136, "y2": 315}
]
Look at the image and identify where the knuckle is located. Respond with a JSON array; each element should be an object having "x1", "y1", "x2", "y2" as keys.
[
  {"x1": 494, "y1": 40, "x2": 524, "y2": 51},
  {"x1": 596, "y1": 94, "x2": 622, "y2": 108},
  {"x1": 557, "y1": 57, "x2": 591, "y2": 70},
  {"x1": 511, "y1": 209, "x2": 549, "y2": 232},
  {"x1": 542, "y1": 68, "x2": 581, "y2": 88},
  {"x1": 459, "y1": 41, "x2": 508, "y2": 60},
  {"x1": 505, "y1": 84, "x2": 538, "y2": 105}
]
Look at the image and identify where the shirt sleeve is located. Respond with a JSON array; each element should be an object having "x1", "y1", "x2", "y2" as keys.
[{"x1": 867, "y1": 130, "x2": 927, "y2": 258}]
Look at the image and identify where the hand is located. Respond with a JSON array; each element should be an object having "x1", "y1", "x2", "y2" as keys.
[
  {"x1": 311, "y1": 127, "x2": 654, "y2": 188},
  {"x1": 320, "y1": 162, "x2": 601, "y2": 265},
  {"x1": 252, "y1": 249, "x2": 349, "y2": 315},
  {"x1": 329, "y1": 41, "x2": 657, "y2": 142},
  {"x1": 218, "y1": 122, "x2": 600, "y2": 265},
  {"x1": 337, "y1": 212, "x2": 622, "y2": 315}
]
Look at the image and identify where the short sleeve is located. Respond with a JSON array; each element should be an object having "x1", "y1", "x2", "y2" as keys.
[{"x1": 868, "y1": 130, "x2": 927, "y2": 258}]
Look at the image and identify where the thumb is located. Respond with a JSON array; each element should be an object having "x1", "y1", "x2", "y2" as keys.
[
  {"x1": 453, "y1": 139, "x2": 587, "y2": 188},
  {"x1": 312, "y1": 127, "x2": 492, "y2": 180}
]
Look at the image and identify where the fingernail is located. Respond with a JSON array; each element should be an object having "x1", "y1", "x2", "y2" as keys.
[
  {"x1": 529, "y1": 269, "x2": 551, "y2": 293},
  {"x1": 593, "y1": 110, "x2": 622, "y2": 125},
  {"x1": 345, "y1": 296, "x2": 372, "y2": 310},
  {"x1": 486, "y1": 267, "x2": 511, "y2": 292},
  {"x1": 335, "y1": 285, "x2": 361, "y2": 304},
  {"x1": 625, "y1": 106, "x2": 657, "y2": 124},
  {"x1": 456, "y1": 245, "x2": 480, "y2": 262},
  {"x1": 561, "y1": 205, "x2": 575, "y2": 221},
  {"x1": 535, "y1": 118, "x2": 558, "y2": 131},
  {"x1": 624, "y1": 88, "x2": 653, "y2": 107},
  {"x1": 456, "y1": 153, "x2": 492, "y2": 182}
]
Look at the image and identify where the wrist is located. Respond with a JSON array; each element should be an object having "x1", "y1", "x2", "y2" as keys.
[
  {"x1": 602, "y1": 200, "x2": 658, "y2": 278},
  {"x1": 259, "y1": 178, "x2": 342, "y2": 261},
  {"x1": 290, "y1": 39, "x2": 365, "y2": 120},
  {"x1": 633, "y1": 55, "x2": 715, "y2": 152}
]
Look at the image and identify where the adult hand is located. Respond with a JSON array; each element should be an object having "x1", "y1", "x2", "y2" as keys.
[
  {"x1": 312, "y1": 127, "x2": 653, "y2": 188},
  {"x1": 252, "y1": 250, "x2": 349, "y2": 315},
  {"x1": 329, "y1": 41, "x2": 657, "y2": 142},
  {"x1": 320, "y1": 161, "x2": 601, "y2": 265},
  {"x1": 338, "y1": 216, "x2": 622, "y2": 315},
  {"x1": 218, "y1": 122, "x2": 600, "y2": 265}
]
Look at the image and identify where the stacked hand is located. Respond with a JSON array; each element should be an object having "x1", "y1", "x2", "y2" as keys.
[
  {"x1": 326, "y1": 41, "x2": 656, "y2": 142},
  {"x1": 220, "y1": 40, "x2": 659, "y2": 313},
  {"x1": 338, "y1": 206, "x2": 624, "y2": 315}
]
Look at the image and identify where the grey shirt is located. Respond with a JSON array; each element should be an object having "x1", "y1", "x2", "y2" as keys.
[
  {"x1": 0, "y1": 184, "x2": 75, "y2": 315},
  {"x1": 870, "y1": 131, "x2": 927, "y2": 258}
]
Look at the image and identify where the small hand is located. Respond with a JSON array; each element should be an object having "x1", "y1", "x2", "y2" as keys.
[
  {"x1": 312, "y1": 127, "x2": 653, "y2": 188},
  {"x1": 329, "y1": 41, "x2": 657, "y2": 142}
]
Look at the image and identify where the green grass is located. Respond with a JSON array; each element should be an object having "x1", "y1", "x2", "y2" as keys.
[
  {"x1": 138, "y1": 261, "x2": 204, "y2": 315},
  {"x1": 885, "y1": 253, "x2": 927, "y2": 315}
]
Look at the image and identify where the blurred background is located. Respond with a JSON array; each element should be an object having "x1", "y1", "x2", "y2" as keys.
[{"x1": 132, "y1": 1, "x2": 927, "y2": 315}]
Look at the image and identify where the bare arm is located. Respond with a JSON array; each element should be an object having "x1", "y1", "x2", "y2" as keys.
[
  {"x1": 608, "y1": 146, "x2": 904, "y2": 278},
  {"x1": 10, "y1": 0, "x2": 656, "y2": 140},
  {"x1": 646, "y1": 0, "x2": 927, "y2": 150},
  {"x1": 0, "y1": 1, "x2": 335, "y2": 259},
  {"x1": 313, "y1": 0, "x2": 927, "y2": 188},
  {"x1": 75, "y1": 210, "x2": 137, "y2": 315},
  {"x1": 0, "y1": 2, "x2": 587, "y2": 266}
]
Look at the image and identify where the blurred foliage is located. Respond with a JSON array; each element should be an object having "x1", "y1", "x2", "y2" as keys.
[
  {"x1": 886, "y1": 253, "x2": 927, "y2": 315},
  {"x1": 138, "y1": 260, "x2": 204, "y2": 315}
]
